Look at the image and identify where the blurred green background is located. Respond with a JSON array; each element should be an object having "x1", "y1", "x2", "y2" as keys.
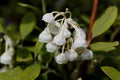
[{"x1": 0, "y1": 0, "x2": 120, "y2": 80}]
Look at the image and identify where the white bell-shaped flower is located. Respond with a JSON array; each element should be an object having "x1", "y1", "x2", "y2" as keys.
[
  {"x1": 46, "y1": 42, "x2": 58, "y2": 52},
  {"x1": 42, "y1": 13, "x2": 54, "y2": 23},
  {"x1": 39, "y1": 29, "x2": 52, "y2": 43},
  {"x1": 0, "y1": 51, "x2": 12, "y2": 64},
  {"x1": 81, "y1": 49, "x2": 93, "y2": 61},
  {"x1": 65, "y1": 49, "x2": 78, "y2": 61},
  {"x1": 63, "y1": 28, "x2": 71, "y2": 38},
  {"x1": 73, "y1": 36, "x2": 87, "y2": 49},
  {"x1": 53, "y1": 33, "x2": 66, "y2": 45},
  {"x1": 55, "y1": 53, "x2": 68, "y2": 64}
]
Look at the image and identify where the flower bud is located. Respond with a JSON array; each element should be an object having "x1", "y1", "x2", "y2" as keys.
[
  {"x1": 0, "y1": 51, "x2": 12, "y2": 64},
  {"x1": 81, "y1": 49, "x2": 93, "y2": 61},
  {"x1": 66, "y1": 49, "x2": 78, "y2": 61},
  {"x1": 42, "y1": 13, "x2": 54, "y2": 23},
  {"x1": 46, "y1": 42, "x2": 58, "y2": 52},
  {"x1": 55, "y1": 53, "x2": 68, "y2": 64},
  {"x1": 73, "y1": 37, "x2": 87, "y2": 49},
  {"x1": 39, "y1": 30, "x2": 52, "y2": 43},
  {"x1": 63, "y1": 28, "x2": 71, "y2": 38},
  {"x1": 53, "y1": 33, "x2": 66, "y2": 45}
]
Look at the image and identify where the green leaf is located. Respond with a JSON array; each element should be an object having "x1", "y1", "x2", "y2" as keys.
[
  {"x1": 6, "y1": 23, "x2": 21, "y2": 41},
  {"x1": 0, "y1": 67, "x2": 23, "y2": 80},
  {"x1": 39, "y1": 71, "x2": 48, "y2": 80},
  {"x1": 20, "y1": 12, "x2": 36, "y2": 39},
  {"x1": 101, "y1": 66, "x2": 120, "y2": 80},
  {"x1": 92, "y1": 6, "x2": 118, "y2": 38},
  {"x1": 90, "y1": 41, "x2": 119, "y2": 52},
  {"x1": 18, "y1": 63, "x2": 40, "y2": 80},
  {"x1": 16, "y1": 53, "x2": 33, "y2": 62},
  {"x1": 16, "y1": 47, "x2": 33, "y2": 62},
  {"x1": 34, "y1": 41, "x2": 44, "y2": 54}
]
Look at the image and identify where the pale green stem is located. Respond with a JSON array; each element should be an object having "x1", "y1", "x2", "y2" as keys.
[
  {"x1": 41, "y1": 0, "x2": 46, "y2": 13},
  {"x1": 71, "y1": 24, "x2": 81, "y2": 37},
  {"x1": 61, "y1": 44, "x2": 65, "y2": 53}
]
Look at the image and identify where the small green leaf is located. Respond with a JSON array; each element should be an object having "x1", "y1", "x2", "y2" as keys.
[
  {"x1": 17, "y1": 2, "x2": 38, "y2": 11},
  {"x1": 101, "y1": 66, "x2": 120, "y2": 80},
  {"x1": 18, "y1": 63, "x2": 40, "y2": 80},
  {"x1": 20, "y1": 12, "x2": 36, "y2": 39},
  {"x1": 34, "y1": 41, "x2": 44, "y2": 54},
  {"x1": 0, "y1": 67, "x2": 23, "y2": 80},
  {"x1": 90, "y1": 41, "x2": 119, "y2": 52},
  {"x1": 16, "y1": 47, "x2": 33, "y2": 62},
  {"x1": 16, "y1": 53, "x2": 33, "y2": 62},
  {"x1": 92, "y1": 6, "x2": 118, "y2": 38}
]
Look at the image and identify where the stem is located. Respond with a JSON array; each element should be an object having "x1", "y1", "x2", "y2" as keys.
[
  {"x1": 87, "y1": 0, "x2": 98, "y2": 45},
  {"x1": 109, "y1": 27, "x2": 120, "y2": 41},
  {"x1": 41, "y1": 0, "x2": 46, "y2": 13}
]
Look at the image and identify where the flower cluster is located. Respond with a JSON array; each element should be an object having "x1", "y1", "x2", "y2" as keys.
[
  {"x1": 0, "y1": 34, "x2": 14, "y2": 72},
  {"x1": 39, "y1": 9, "x2": 93, "y2": 64}
]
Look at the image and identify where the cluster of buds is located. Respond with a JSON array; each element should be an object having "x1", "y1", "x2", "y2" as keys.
[
  {"x1": 0, "y1": 34, "x2": 14, "y2": 72},
  {"x1": 39, "y1": 9, "x2": 93, "y2": 64}
]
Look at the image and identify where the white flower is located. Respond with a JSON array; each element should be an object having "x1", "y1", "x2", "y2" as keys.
[
  {"x1": 0, "y1": 51, "x2": 12, "y2": 64},
  {"x1": 53, "y1": 33, "x2": 66, "y2": 45},
  {"x1": 42, "y1": 13, "x2": 54, "y2": 23},
  {"x1": 39, "y1": 29, "x2": 52, "y2": 43},
  {"x1": 74, "y1": 28, "x2": 86, "y2": 39},
  {"x1": 81, "y1": 49, "x2": 93, "y2": 61},
  {"x1": 47, "y1": 22, "x2": 60, "y2": 35},
  {"x1": 63, "y1": 28, "x2": 71, "y2": 38},
  {"x1": 73, "y1": 36, "x2": 87, "y2": 49},
  {"x1": 66, "y1": 49, "x2": 78, "y2": 61},
  {"x1": 46, "y1": 42, "x2": 58, "y2": 52},
  {"x1": 55, "y1": 53, "x2": 68, "y2": 64}
]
